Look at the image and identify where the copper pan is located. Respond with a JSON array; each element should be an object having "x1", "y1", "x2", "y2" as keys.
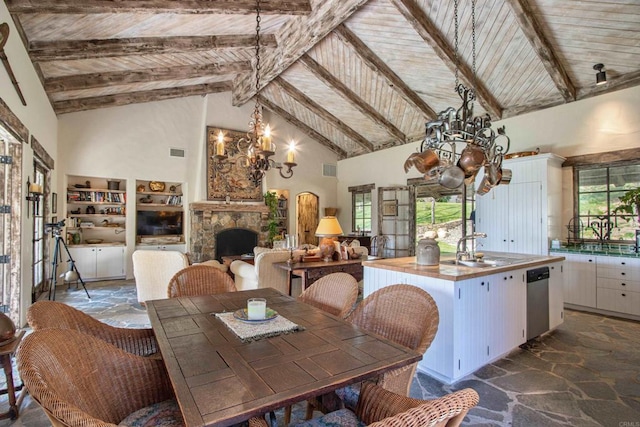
[{"x1": 499, "y1": 168, "x2": 512, "y2": 185}]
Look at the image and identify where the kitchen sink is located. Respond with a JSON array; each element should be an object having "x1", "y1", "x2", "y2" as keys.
[{"x1": 440, "y1": 259, "x2": 494, "y2": 268}]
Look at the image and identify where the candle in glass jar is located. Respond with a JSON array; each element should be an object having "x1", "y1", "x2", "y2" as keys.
[
  {"x1": 216, "y1": 131, "x2": 225, "y2": 156},
  {"x1": 261, "y1": 125, "x2": 272, "y2": 151},
  {"x1": 287, "y1": 141, "x2": 295, "y2": 163},
  {"x1": 247, "y1": 298, "x2": 266, "y2": 320}
]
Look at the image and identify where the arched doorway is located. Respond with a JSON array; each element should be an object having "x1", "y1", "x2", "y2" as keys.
[{"x1": 296, "y1": 192, "x2": 319, "y2": 246}]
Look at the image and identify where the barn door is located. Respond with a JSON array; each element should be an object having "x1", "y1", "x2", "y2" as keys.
[
  {"x1": 378, "y1": 186, "x2": 415, "y2": 258},
  {"x1": 297, "y1": 192, "x2": 319, "y2": 245}
]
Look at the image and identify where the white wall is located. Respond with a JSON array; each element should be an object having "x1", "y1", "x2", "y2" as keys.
[
  {"x1": 58, "y1": 92, "x2": 338, "y2": 278},
  {"x1": 337, "y1": 86, "x2": 640, "y2": 236},
  {"x1": 1, "y1": 2, "x2": 58, "y2": 327}
]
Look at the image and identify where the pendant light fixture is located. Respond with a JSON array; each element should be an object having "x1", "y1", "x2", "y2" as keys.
[{"x1": 212, "y1": 0, "x2": 296, "y2": 186}]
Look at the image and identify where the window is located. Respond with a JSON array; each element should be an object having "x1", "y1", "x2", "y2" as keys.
[
  {"x1": 349, "y1": 184, "x2": 374, "y2": 233},
  {"x1": 576, "y1": 163, "x2": 640, "y2": 241}
]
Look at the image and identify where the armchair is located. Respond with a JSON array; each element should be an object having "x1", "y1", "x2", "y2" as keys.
[
  {"x1": 230, "y1": 247, "x2": 307, "y2": 294},
  {"x1": 132, "y1": 250, "x2": 189, "y2": 304}
]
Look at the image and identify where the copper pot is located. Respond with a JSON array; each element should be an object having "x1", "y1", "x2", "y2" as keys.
[
  {"x1": 457, "y1": 144, "x2": 486, "y2": 176},
  {"x1": 499, "y1": 168, "x2": 512, "y2": 185},
  {"x1": 438, "y1": 165, "x2": 465, "y2": 189}
]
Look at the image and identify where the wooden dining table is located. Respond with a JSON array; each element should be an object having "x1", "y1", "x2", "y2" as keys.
[{"x1": 147, "y1": 288, "x2": 422, "y2": 427}]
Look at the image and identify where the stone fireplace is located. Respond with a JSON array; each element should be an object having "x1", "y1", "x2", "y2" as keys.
[{"x1": 189, "y1": 202, "x2": 270, "y2": 263}]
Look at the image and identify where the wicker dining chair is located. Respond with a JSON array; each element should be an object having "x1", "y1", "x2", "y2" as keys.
[
  {"x1": 292, "y1": 381, "x2": 479, "y2": 427},
  {"x1": 27, "y1": 300, "x2": 158, "y2": 357},
  {"x1": 297, "y1": 272, "x2": 359, "y2": 318},
  {"x1": 307, "y1": 284, "x2": 440, "y2": 417},
  {"x1": 17, "y1": 328, "x2": 181, "y2": 427},
  {"x1": 167, "y1": 265, "x2": 237, "y2": 297}
]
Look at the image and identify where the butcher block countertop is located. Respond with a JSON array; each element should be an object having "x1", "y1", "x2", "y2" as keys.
[{"x1": 363, "y1": 252, "x2": 565, "y2": 281}]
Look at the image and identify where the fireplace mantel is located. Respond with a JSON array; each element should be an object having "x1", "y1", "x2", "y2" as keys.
[{"x1": 189, "y1": 202, "x2": 269, "y2": 214}]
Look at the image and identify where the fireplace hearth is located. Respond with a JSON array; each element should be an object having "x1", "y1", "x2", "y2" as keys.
[{"x1": 189, "y1": 202, "x2": 269, "y2": 263}]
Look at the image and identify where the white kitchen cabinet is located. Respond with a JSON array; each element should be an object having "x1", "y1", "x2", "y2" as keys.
[
  {"x1": 548, "y1": 261, "x2": 564, "y2": 330},
  {"x1": 554, "y1": 252, "x2": 596, "y2": 308},
  {"x1": 488, "y1": 269, "x2": 527, "y2": 359},
  {"x1": 475, "y1": 153, "x2": 564, "y2": 255},
  {"x1": 454, "y1": 277, "x2": 491, "y2": 374},
  {"x1": 596, "y1": 256, "x2": 640, "y2": 316},
  {"x1": 67, "y1": 246, "x2": 125, "y2": 280}
]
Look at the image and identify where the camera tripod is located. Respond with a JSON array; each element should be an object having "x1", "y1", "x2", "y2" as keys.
[{"x1": 49, "y1": 229, "x2": 90, "y2": 301}]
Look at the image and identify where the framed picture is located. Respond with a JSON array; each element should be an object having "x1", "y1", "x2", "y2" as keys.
[
  {"x1": 51, "y1": 192, "x2": 57, "y2": 214},
  {"x1": 382, "y1": 199, "x2": 398, "y2": 216},
  {"x1": 51, "y1": 216, "x2": 57, "y2": 224},
  {"x1": 206, "y1": 126, "x2": 263, "y2": 202}
]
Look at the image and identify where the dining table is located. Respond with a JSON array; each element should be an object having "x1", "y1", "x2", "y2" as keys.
[{"x1": 147, "y1": 288, "x2": 422, "y2": 427}]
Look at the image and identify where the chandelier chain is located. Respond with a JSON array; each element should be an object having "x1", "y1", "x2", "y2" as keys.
[
  {"x1": 471, "y1": 0, "x2": 476, "y2": 91},
  {"x1": 453, "y1": 0, "x2": 459, "y2": 90},
  {"x1": 255, "y1": 0, "x2": 262, "y2": 95}
]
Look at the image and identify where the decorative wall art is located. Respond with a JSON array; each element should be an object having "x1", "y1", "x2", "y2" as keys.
[
  {"x1": 51, "y1": 192, "x2": 57, "y2": 214},
  {"x1": 206, "y1": 126, "x2": 263, "y2": 202},
  {"x1": 382, "y1": 199, "x2": 398, "y2": 216}
]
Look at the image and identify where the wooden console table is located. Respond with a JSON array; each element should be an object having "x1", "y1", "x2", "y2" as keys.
[{"x1": 273, "y1": 258, "x2": 366, "y2": 296}]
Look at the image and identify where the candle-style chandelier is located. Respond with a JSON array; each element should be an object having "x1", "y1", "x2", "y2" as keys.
[
  {"x1": 405, "y1": 0, "x2": 511, "y2": 195},
  {"x1": 212, "y1": 0, "x2": 296, "y2": 186}
]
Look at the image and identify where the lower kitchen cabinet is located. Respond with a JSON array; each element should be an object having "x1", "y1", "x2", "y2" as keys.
[
  {"x1": 548, "y1": 261, "x2": 564, "y2": 330},
  {"x1": 67, "y1": 246, "x2": 125, "y2": 280},
  {"x1": 561, "y1": 253, "x2": 596, "y2": 307}
]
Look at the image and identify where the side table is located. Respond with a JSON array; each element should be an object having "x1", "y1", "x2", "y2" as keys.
[{"x1": 0, "y1": 330, "x2": 26, "y2": 420}]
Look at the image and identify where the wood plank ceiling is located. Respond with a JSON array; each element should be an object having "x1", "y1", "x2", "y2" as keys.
[{"x1": 6, "y1": 0, "x2": 640, "y2": 159}]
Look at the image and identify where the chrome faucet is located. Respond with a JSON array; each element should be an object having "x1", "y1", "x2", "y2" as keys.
[{"x1": 456, "y1": 232, "x2": 487, "y2": 263}]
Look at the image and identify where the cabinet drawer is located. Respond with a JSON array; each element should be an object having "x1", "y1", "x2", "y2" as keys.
[
  {"x1": 597, "y1": 266, "x2": 640, "y2": 282},
  {"x1": 596, "y1": 256, "x2": 640, "y2": 269},
  {"x1": 597, "y1": 277, "x2": 640, "y2": 293},
  {"x1": 597, "y1": 288, "x2": 640, "y2": 316}
]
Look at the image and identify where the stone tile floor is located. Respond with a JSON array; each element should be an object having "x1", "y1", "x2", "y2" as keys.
[{"x1": 1, "y1": 280, "x2": 639, "y2": 426}]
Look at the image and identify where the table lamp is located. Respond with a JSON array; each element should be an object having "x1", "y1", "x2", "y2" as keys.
[{"x1": 315, "y1": 216, "x2": 343, "y2": 262}]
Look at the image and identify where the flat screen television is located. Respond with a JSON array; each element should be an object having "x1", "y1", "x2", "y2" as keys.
[{"x1": 136, "y1": 211, "x2": 183, "y2": 236}]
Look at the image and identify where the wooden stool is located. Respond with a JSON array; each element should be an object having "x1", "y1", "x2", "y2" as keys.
[{"x1": 0, "y1": 330, "x2": 26, "y2": 420}]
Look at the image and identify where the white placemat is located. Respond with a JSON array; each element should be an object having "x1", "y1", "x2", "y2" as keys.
[{"x1": 213, "y1": 311, "x2": 303, "y2": 342}]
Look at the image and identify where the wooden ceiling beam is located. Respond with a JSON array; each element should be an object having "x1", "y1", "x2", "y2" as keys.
[
  {"x1": 29, "y1": 35, "x2": 277, "y2": 62},
  {"x1": 300, "y1": 54, "x2": 407, "y2": 144},
  {"x1": 45, "y1": 62, "x2": 250, "y2": 93},
  {"x1": 505, "y1": 0, "x2": 576, "y2": 102},
  {"x1": 335, "y1": 25, "x2": 437, "y2": 120},
  {"x1": 232, "y1": 0, "x2": 369, "y2": 105},
  {"x1": 6, "y1": 0, "x2": 312, "y2": 15},
  {"x1": 390, "y1": 0, "x2": 503, "y2": 120},
  {"x1": 274, "y1": 76, "x2": 374, "y2": 153},
  {"x1": 53, "y1": 81, "x2": 231, "y2": 114},
  {"x1": 259, "y1": 95, "x2": 348, "y2": 159}
]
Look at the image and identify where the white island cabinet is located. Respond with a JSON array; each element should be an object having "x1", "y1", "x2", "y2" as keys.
[{"x1": 363, "y1": 253, "x2": 564, "y2": 384}]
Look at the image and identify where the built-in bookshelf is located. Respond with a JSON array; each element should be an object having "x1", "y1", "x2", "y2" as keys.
[{"x1": 66, "y1": 175, "x2": 127, "y2": 246}]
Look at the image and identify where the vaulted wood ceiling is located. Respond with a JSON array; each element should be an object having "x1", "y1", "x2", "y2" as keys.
[{"x1": 6, "y1": 0, "x2": 640, "y2": 159}]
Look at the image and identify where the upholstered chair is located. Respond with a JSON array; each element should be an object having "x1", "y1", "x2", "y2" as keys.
[
  {"x1": 27, "y1": 300, "x2": 158, "y2": 357},
  {"x1": 230, "y1": 247, "x2": 307, "y2": 294},
  {"x1": 167, "y1": 265, "x2": 237, "y2": 297},
  {"x1": 132, "y1": 250, "x2": 189, "y2": 303}
]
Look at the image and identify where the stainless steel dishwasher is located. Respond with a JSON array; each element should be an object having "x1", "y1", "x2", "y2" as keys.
[{"x1": 526, "y1": 266, "x2": 550, "y2": 340}]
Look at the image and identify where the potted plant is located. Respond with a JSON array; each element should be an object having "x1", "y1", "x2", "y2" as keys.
[
  {"x1": 614, "y1": 188, "x2": 640, "y2": 224},
  {"x1": 264, "y1": 191, "x2": 279, "y2": 246}
]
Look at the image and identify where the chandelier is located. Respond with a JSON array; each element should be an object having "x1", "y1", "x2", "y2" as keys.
[
  {"x1": 405, "y1": 0, "x2": 511, "y2": 194},
  {"x1": 212, "y1": 0, "x2": 296, "y2": 186}
]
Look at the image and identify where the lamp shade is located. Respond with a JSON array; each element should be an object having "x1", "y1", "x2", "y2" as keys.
[{"x1": 315, "y1": 216, "x2": 343, "y2": 237}]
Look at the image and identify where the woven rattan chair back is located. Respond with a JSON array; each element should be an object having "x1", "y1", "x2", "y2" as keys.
[
  {"x1": 357, "y1": 381, "x2": 479, "y2": 427},
  {"x1": 297, "y1": 272, "x2": 359, "y2": 318},
  {"x1": 167, "y1": 265, "x2": 237, "y2": 297},
  {"x1": 17, "y1": 329, "x2": 175, "y2": 427},
  {"x1": 347, "y1": 284, "x2": 439, "y2": 395},
  {"x1": 27, "y1": 300, "x2": 158, "y2": 357}
]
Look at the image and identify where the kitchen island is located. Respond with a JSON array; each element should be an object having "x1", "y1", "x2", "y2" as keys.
[{"x1": 363, "y1": 252, "x2": 565, "y2": 384}]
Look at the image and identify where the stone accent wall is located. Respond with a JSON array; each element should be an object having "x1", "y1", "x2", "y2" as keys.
[{"x1": 189, "y1": 202, "x2": 270, "y2": 263}]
